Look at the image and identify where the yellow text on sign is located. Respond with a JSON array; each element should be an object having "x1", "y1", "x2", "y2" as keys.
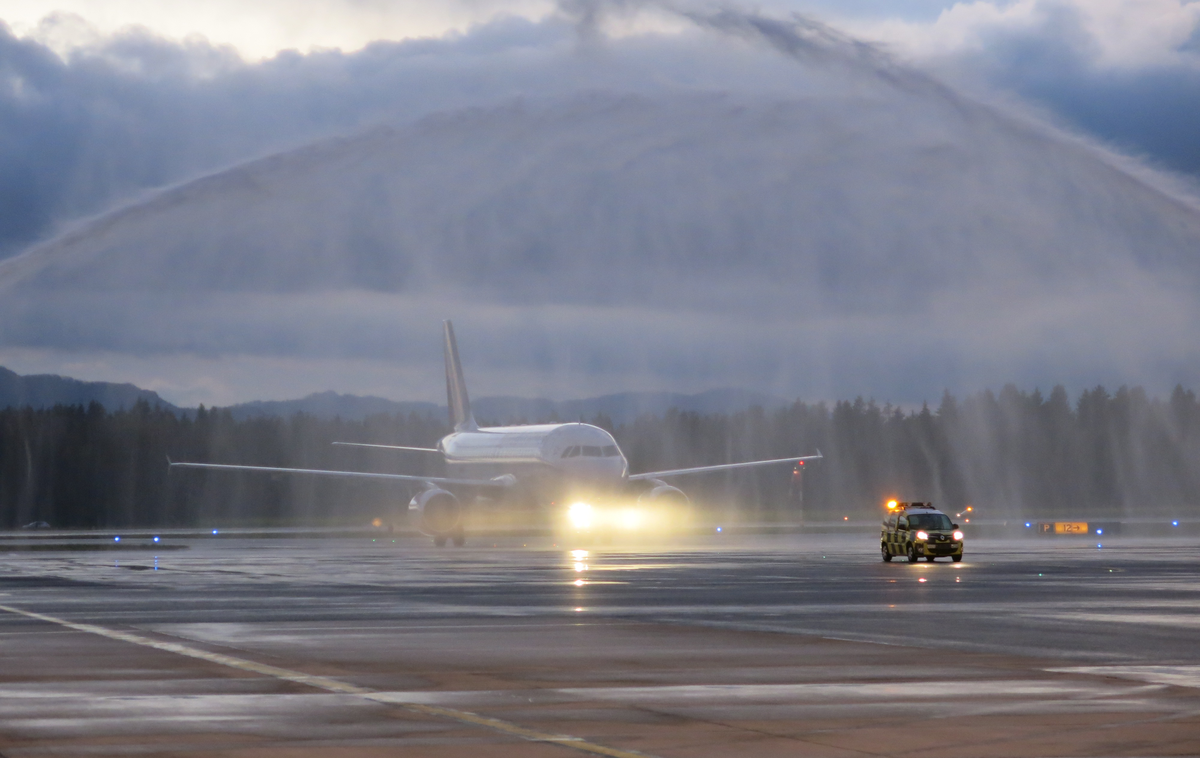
[{"x1": 1054, "y1": 522, "x2": 1089, "y2": 534}]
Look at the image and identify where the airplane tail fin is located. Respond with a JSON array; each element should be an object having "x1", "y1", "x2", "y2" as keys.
[{"x1": 443, "y1": 320, "x2": 478, "y2": 432}]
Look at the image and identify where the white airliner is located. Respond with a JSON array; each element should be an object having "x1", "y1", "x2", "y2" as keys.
[{"x1": 171, "y1": 322, "x2": 821, "y2": 545}]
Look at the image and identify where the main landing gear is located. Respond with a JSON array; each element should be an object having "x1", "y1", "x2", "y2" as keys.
[{"x1": 433, "y1": 528, "x2": 466, "y2": 548}]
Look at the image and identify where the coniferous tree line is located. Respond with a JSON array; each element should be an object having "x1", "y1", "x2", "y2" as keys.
[{"x1": 1, "y1": 384, "x2": 1198, "y2": 528}]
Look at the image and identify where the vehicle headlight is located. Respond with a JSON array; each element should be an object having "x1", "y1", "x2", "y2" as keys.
[
  {"x1": 916, "y1": 531, "x2": 929, "y2": 540},
  {"x1": 953, "y1": 530, "x2": 964, "y2": 541},
  {"x1": 568, "y1": 502, "x2": 593, "y2": 529}
]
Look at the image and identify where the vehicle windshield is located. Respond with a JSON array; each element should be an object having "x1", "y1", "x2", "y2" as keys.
[{"x1": 908, "y1": 513, "x2": 953, "y2": 531}]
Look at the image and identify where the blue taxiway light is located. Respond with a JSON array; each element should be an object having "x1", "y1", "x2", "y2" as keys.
[
  {"x1": 1172, "y1": 520, "x2": 1180, "y2": 527},
  {"x1": 212, "y1": 529, "x2": 219, "y2": 535},
  {"x1": 1097, "y1": 543, "x2": 1103, "y2": 548},
  {"x1": 113, "y1": 536, "x2": 120, "y2": 542},
  {"x1": 716, "y1": 527, "x2": 722, "y2": 533},
  {"x1": 1096, "y1": 528, "x2": 1103, "y2": 535},
  {"x1": 152, "y1": 536, "x2": 160, "y2": 543},
  {"x1": 1025, "y1": 522, "x2": 1032, "y2": 528}
]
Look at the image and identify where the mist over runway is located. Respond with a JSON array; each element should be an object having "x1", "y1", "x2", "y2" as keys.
[{"x1": 2, "y1": 534, "x2": 1199, "y2": 756}]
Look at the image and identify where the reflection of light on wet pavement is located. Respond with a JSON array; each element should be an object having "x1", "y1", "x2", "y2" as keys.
[
  {"x1": 570, "y1": 549, "x2": 589, "y2": 588},
  {"x1": 1027, "y1": 612, "x2": 1200, "y2": 629},
  {"x1": 1048, "y1": 665, "x2": 1200, "y2": 689}
]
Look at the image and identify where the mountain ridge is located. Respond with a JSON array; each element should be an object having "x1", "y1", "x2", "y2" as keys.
[
  {"x1": 0, "y1": 366, "x2": 177, "y2": 412},
  {"x1": 223, "y1": 387, "x2": 791, "y2": 424},
  {"x1": 0, "y1": 367, "x2": 789, "y2": 423}
]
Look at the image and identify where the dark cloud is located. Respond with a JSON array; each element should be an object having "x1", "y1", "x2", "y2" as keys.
[
  {"x1": 1008, "y1": 67, "x2": 1200, "y2": 178},
  {"x1": 0, "y1": 10, "x2": 841, "y2": 259},
  {"x1": 0, "y1": 15, "x2": 568, "y2": 257},
  {"x1": 925, "y1": 3, "x2": 1200, "y2": 179}
]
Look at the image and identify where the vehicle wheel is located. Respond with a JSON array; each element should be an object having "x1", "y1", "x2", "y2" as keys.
[
  {"x1": 452, "y1": 529, "x2": 466, "y2": 547},
  {"x1": 881, "y1": 543, "x2": 892, "y2": 562},
  {"x1": 952, "y1": 554, "x2": 963, "y2": 562},
  {"x1": 906, "y1": 543, "x2": 918, "y2": 563},
  {"x1": 433, "y1": 535, "x2": 447, "y2": 547}
]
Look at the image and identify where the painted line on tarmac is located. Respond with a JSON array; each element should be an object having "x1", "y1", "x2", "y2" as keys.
[{"x1": 0, "y1": 603, "x2": 652, "y2": 758}]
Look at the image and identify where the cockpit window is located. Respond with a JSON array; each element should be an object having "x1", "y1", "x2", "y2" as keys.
[
  {"x1": 582, "y1": 445, "x2": 602, "y2": 457},
  {"x1": 561, "y1": 446, "x2": 579, "y2": 458},
  {"x1": 602, "y1": 445, "x2": 619, "y2": 457}
]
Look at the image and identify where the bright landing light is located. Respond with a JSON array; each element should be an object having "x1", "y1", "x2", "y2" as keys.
[{"x1": 569, "y1": 502, "x2": 593, "y2": 529}]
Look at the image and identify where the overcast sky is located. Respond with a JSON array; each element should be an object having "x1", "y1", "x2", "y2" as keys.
[{"x1": 1, "y1": 1, "x2": 1198, "y2": 406}]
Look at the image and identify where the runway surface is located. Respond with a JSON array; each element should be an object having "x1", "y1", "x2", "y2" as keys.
[{"x1": 2, "y1": 533, "x2": 1199, "y2": 757}]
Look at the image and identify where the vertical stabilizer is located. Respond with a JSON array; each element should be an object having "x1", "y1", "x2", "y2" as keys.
[{"x1": 443, "y1": 321, "x2": 478, "y2": 432}]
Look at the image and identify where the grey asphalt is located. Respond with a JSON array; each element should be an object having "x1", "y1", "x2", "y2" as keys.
[{"x1": 1, "y1": 533, "x2": 1199, "y2": 756}]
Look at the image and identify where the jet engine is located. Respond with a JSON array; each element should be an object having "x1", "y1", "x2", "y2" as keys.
[
  {"x1": 409, "y1": 488, "x2": 464, "y2": 545},
  {"x1": 632, "y1": 480, "x2": 693, "y2": 534},
  {"x1": 637, "y1": 480, "x2": 691, "y2": 509}
]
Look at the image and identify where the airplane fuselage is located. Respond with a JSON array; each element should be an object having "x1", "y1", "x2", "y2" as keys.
[{"x1": 440, "y1": 422, "x2": 629, "y2": 503}]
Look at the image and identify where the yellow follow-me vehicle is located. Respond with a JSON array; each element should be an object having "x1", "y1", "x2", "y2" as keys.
[{"x1": 881, "y1": 501, "x2": 964, "y2": 563}]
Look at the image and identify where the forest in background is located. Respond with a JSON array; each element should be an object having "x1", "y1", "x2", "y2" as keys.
[{"x1": 1, "y1": 383, "x2": 1198, "y2": 528}]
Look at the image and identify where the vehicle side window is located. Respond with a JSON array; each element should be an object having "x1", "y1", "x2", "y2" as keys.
[
  {"x1": 886, "y1": 515, "x2": 897, "y2": 529},
  {"x1": 582, "y1": 446, "x2": 602, "y2": 457},
  {"x1": 602, "y1": 445, "x2": 619, "y2": 457},
  {"x1": 897, "y1": 517, "x2": 908, "y2": 530}
]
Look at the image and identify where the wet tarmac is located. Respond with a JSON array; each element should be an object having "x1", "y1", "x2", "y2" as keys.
[{"x1": 1, "y1": 534, "x2": 1199, "y2": 756}]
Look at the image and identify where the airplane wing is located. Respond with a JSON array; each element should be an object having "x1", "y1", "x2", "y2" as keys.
[
  {"x1": 332, "y1": 442, "x2": 440, "y2": 453},
  {"x1": 628, "y1": 451, "x2": 822, "y2": 481},
  {"x1": 168, "y1": 460, "x2": 509, "y2": 489}
]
